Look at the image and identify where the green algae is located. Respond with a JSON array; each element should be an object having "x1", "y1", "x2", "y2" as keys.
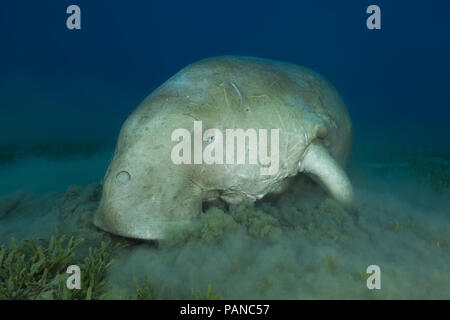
[
  {"x1": 191, "y1": 284, "x2": 223, "y2": 300},
  {"x1": 0, "y1": 235, "x2": 119, "y2": 300}
]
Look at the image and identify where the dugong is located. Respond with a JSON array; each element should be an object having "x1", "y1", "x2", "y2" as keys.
[{"x1": 94, "y1": 56, "x2": 354, "y2": 240}]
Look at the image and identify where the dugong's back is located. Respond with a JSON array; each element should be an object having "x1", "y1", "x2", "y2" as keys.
[
  {"x1": 95, "y1": 56, "x2": 354, "y2": 240},
  {"x1": 121, "y1": 56, "x2": 352, "y2": 164}
]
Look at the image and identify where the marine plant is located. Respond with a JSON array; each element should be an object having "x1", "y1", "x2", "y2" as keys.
[
  {"x1": 0, "y1": 235, "x2": 120, "y2": 300},
  {"x1": 0, "y1": 235, "x2": 83, "y2": 299},
  {"x1": 134, "y1": 275, "x2": 156, "y2": 300},
  {"x1": 54, "y1": 240, "x2": 120, "y2": 300},
  {"x1": 191, "y1": 284, "x2": 223, "y2": 300},
  {"x1": 324, "y1": 255, "x2": 340, "y2": 273}
]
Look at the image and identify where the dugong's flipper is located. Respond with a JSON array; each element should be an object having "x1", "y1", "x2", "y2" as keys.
[{"x1": 299, "y1": 143, "x2": 354, "y2": 207}]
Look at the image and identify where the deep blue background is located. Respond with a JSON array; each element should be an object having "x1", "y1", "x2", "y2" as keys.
[{"x1": 1, "y1": 0, "x2": 449, "y2": 157}]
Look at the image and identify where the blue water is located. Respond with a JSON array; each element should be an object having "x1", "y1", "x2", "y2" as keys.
[
  {"x1": 0, "y1": 1, "x2": 449, "y2": 299},
  {"x1": 1, "y1": 0, "x2": 449, "y2": 151}
]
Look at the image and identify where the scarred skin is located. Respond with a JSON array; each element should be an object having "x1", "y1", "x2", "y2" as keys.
[{"x1": 94, "y1": 56, "x2": 354, "y2": 240}]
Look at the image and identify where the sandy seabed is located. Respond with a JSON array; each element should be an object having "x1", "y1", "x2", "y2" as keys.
[{"x1": 0, "y1": 151, "x2": 449, "y2": 299}]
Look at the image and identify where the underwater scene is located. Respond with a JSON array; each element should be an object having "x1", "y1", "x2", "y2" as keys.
[{"x1": 0, "y1": 1, "x2": 449, "y2": 300}]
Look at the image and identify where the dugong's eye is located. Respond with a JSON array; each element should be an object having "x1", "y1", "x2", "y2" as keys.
[{"x1": 115, "y1": 171, "x2": 131, "y2": 184}]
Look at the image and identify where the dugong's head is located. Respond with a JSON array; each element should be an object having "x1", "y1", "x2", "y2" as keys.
[{"x1": 94, "y1": 112, "x2": 202, "y2": 240}]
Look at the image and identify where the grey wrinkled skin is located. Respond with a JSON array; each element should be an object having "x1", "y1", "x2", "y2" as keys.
[{"x1": 94, "y1": 56, "x2": 354, "y2": 240}]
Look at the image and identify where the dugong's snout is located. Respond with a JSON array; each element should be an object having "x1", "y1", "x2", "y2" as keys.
[
  {"x1": 94, "y1": 163, "x2": 202, "y2": 240},
  {"x1": 94, "y1": 202, "x2": 190, "y2": 240}
]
